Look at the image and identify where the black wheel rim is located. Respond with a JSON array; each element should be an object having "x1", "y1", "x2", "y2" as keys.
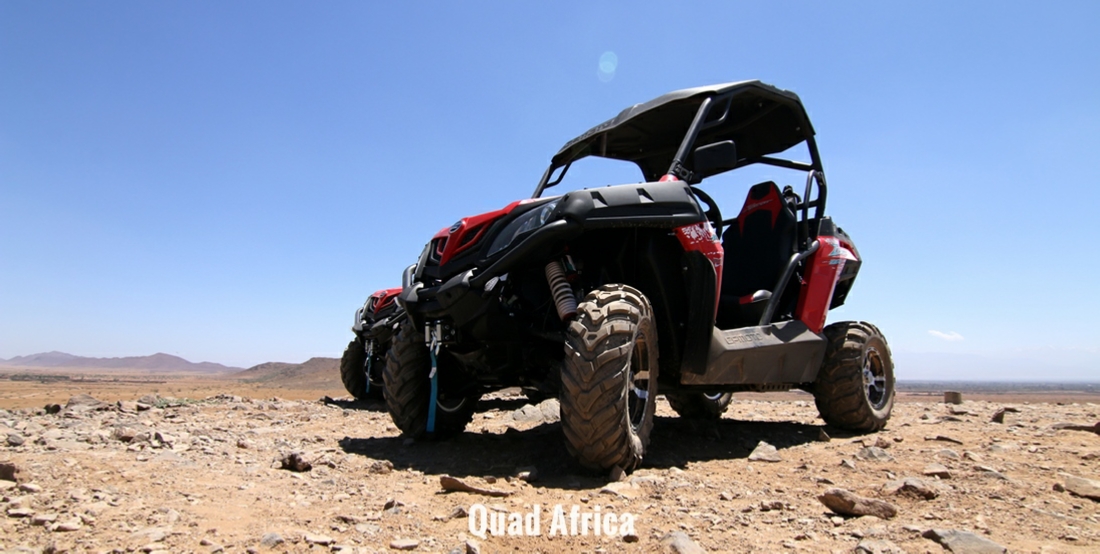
[
  {"x1": 862, "y1": 347, "x2": 888, "y2": 410},
  {"x1": 627, "y1": 335, "x2": 651, "y2": 432},
  {"x1": 437, "y1": 395, "x2": 468, "y2": 414}
]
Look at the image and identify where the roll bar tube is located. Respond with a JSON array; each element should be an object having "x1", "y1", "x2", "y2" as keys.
[
  {"x1": 798, "y1": 170, "x2": 828, "y2": 250},
  {"x1": 759, "y1": 240, "x2": 820, "y2": 326}
]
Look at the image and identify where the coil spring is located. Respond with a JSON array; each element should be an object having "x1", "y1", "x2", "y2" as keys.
[{"x1": 545, "y1": 260, "x2": 577, "y2": 321}]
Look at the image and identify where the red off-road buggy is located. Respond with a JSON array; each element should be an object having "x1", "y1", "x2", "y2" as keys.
[
  {"x1": 388, "y1": 80, "x2": 895, "y2": 470},
  {"x1": 339, "y1": 288, "x2": 402, "y2": 400}
]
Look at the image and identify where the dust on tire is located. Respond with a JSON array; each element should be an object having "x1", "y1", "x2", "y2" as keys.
[
  {"x1": 812, "y1": 321, "x2": 895, "y2": 431},
  {"x1": 560, "y1": 284, "x2": 658, "y2": 471}
]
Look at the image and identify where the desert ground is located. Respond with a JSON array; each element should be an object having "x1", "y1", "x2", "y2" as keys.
[{"x1": 1, "y1": 374, "x2": 1098, "y2": 553}]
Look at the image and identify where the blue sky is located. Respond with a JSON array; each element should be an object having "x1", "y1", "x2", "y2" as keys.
[{"x1": 2, "y1": 2, "x2": 1098, "y2": 379}]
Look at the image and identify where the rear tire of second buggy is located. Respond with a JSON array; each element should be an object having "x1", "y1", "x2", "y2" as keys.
[{"x1": 339, "y1": 338, "x2": 369, "y2": 401}]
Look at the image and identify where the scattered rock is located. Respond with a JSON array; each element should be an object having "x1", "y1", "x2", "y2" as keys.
[
  {"x1": 609, "y1": 465, "x2": 626, "y2": 482},
  {"x1": 465, "y1": 538, "x2": 481, "y2": 554},
  {"x1": 112, "y1": 426, "x2": 139, "y2": 442},
  {"x1": 1059, "y1": 473, "x2": 1100, "y2": 501},
  {"x1": 6, "y1": 433, "x2": 24, "y2": 447},
  {"x1": 990, "y1": 407, "x2": 1018, "y2": 424},
  {"x1": 923, "y1": 464, "x2": 952, "y2": 479},
  {"x1": 921, "y1": 528, "x2": 1007, "y2": 553},
  {"x1": 0, "y1": 461, "x2": 21, "y2": 482},
  {"x1": 446, "y1": 506, "x2": 468, "y2": 520},
  {"x1": 508, "y1": 398, "x2": 560, "y2": 424},
  {"x1": 600, "y1": 481, "x2": 641, "y2": 499},
  {"x1": 53, "y1": 518, "x2": 82, "y2": 532},
  {"x1": 975, "y1": 466, "x2": 1008, "y2": 481},
  {"x1": 874, "y1": 436, "x2": 892, "y2": 449},
  {"x1": 759, "y1": 499, "x2": 785, "y2": 511},
  {"x1": 18, "y1": 482, "x2": 42, "y2": 493},
  {"x1": 943, "y1": 391, "x2": 963, "y2": 404},
  {"x1": 856, "y1": 446, "x2": 894, "y2": 462},
  {"x1": 31, "y1": 513, "x2": 58, "y2": 526},
  {"x1": 440, "y1": 475, "x2": 512, "y2": 497},
  {"x1": 855, "y1": 539, "x2": 908, "y2": 554},
  {"x1": 7, "y1": 507, "x2": 34, "y2": 518},
  {"x1": 278, "y1": 452, "x2": 312, "y2": 472},
  {"x1": 260, "y1": 533, "x2": 284, "y2": 547},
  {"x1": 64, "y1": 394, "x2": 108, "y2": 413},
  {"x1": 748, "y1": 441, "x2": 781, "y2": 462},
  {"x1": 44, "y1": 403, "x2": 62, "y2": 414},
  {"x1": 131, "y1": 526, "x2": 172, "y2": 543},
  {"x1": 840, "y1": 459, "x2": 858, "y2": 470},
  {"x1": 369, "y1": 460, "x2": 394, "y2": 474},
  {"x1": 925, "y1": 435, "x2": 964, "y2": 445},
  {"x1": 390, "y1": 538, "x2": 420, "y2": 550},
  {"x1": 303, "y1": 533, "x2": 334, "y2": 545},
  {"x1": 883, "y1": 478, "x2": 941, "y2": 500},
  {"x1": 515, "y1": 466, "x2": 538, "y2": 482},
  {"x1": 1051, "y1": 422, "x2": 1100, "y2": 435},
  {"x1": 659, "y1": 531, "x2": 706, "y2": 554},
  {"x1": 817, "y1": 488, "x2": 897, "y2": 519},
  {"x1": 937, "y1": 449, "x2": 960, "y2": 460}
]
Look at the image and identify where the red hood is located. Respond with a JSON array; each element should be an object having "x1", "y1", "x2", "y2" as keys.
[
  {"x1": 368, "y1": 287, "x2": 403, "y2": 314},
  {"x1": 431, "y1": 199, "x2": 539, "y2": 266}
]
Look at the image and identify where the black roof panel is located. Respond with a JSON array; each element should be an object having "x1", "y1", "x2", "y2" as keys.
[{"x1": 551, "y1": 80, "x2": 815, "y2": 181}]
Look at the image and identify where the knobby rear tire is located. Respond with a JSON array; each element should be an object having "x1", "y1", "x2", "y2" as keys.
[{"x1": 812, "y1": 321, "x2": 895, "y2": 431}]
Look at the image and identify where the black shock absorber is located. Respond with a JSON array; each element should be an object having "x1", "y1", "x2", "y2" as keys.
[{"x1": 545, "y1": 259, "x2": 577, "y2": 321}]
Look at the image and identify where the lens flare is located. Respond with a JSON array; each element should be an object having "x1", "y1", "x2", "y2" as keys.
[{"x1": 597, "y1": 51, "x2": 617, "y2": 82}]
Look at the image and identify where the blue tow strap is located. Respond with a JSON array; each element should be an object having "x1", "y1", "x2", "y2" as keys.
[
  {"x1": 426, "y1": 347, "x2": 439, "y2": 433},
  {"x1": 364, "y1": 344, "x2": 372, "y2": 395},
  {"x1": 424, "y1": 323, "x2": 437, "y2": 435}
]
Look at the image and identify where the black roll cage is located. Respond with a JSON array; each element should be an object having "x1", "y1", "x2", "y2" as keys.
[{"x1": 532, "y1": 87, "x2": 828, "y2": 246}]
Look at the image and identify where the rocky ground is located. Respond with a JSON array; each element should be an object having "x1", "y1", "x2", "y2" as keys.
[{"x1": 1, "y1": 390, "x2": 1098, "y2": 553}]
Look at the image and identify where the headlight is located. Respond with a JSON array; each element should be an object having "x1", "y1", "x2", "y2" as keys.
[{"x1": 487, "y1": 198, "x2": 561, "y2": 256}]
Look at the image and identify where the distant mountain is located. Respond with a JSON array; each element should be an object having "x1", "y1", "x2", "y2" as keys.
[
  {"x1": 234, "y1": 357, "x2": 340, "y2": 389},
  {"x1": 0, "y1": 351, "x2": 241, "y2": 373}
]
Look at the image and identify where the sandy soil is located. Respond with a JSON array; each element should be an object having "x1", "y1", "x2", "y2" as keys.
[{"x1": 1, "y1": 382, "x2": 1098, "y2": 554}]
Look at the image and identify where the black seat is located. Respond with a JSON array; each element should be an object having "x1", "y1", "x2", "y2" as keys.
[{"x1": 717, "y1": 181, "x2": 797, "y2": 329}]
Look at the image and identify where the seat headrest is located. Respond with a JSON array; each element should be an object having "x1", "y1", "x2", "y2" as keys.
[{"x1": 737, "y1": 181, "x2": 784, "y2": 233}]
